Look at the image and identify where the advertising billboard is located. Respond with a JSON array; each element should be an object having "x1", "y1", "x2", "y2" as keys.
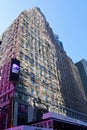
[{"x1": 9, "y1": 58, "x2": 20, "y2": 82}]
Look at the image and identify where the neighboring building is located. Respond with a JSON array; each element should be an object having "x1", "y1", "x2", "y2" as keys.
[
  {"x1": 55, "y1": 43, "x2": 87, "y2": 113},
  {"x1": 0, "y1": 7, "x2": 87, "y2": 129},
  {"x1": 52, "y1": 33, "x2": 87, "y2": 114},
  {"x1": 75, "y1": 59, "x2": 87, "y2": 99}
]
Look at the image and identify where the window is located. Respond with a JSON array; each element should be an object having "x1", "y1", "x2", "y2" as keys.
[
  {"x1": 48, "y1": 65, "x2": 52, "y2": 70},
  {"x1": 30, "y1": 46, "x2": 33, "y2": 51},
  {"x1": 20, "y1": 52, "x2": 23, "y2": 58},
  {"x1": 30, "y1": 59, "x2": 34, "y2": 65},
  {"x1": 20, "y1": 38, "x2": 24, "y2": 46},
  {"x1": 40, "y1": 71, "x2": 42, "y2": 76},
  {"x1": 36, "y1": 91, "x2": 39, "y2": 97},
  {"x1": 38, "y1": 40, "x2": 41, "y2": 48},
  {"x1": 15, "y1": 92, "x2": 18, "y2": 98},
  {"x1": 18, "y1": 84, "x2": 23, "y2": 88},
  {"x1": 40, "y1": 65, "x2": 43, "y2": 70},
  {"x1": 24, "y1": 77, "x2": 28, "y2": 82},
  {"x1": 19, "y1": 74, "x2": 23, "y2": 80},
  {"x1": 18, "y1": 93, "x2": 22, "y2": 100},
  {"x1": 30, "y1": 72, "x2": 34, "y2": 78},
  {"x1": 25, "y1": 42, "x2": 29, "y2": 48},
  {"x1": 30, "y1": 66, "x2": 34, "y2": 70},
  {"x1": 46, "y1": 95, "x2": 48, "y2": 102},
  {"x1": 36, "y1": 69, "x2": 39, "y2": 74},
  {"x1": 21, "y1": 26, "x2": 25, "y2": 33},
  {"x1": 24, "y1": 62, "x2": 28, "y2": 67},
  {"x1": 42, "y1": 46, "x2": 44, "y2": 54},
  {"x1": 30, "y1": 80, "x2": 34, "y2": 85},
  {"x1": 24, "y1": 85, "x2": 28, "y2": 90},
  {"x1": 35, "y1": 83, "x2": 39, "y2": 88},
  {"x1": 30, "y1": 35, "x2": 34, "y2": 44},
  {"x1": 30, "y1": 53, "x2": 33, "y2": 59},
  {"x1": 26, "y1": 29, "x2": 29, "y2": 34},
  {"x1": 25, "y1": 55, "x2": 29, "y2": 61},
  {"x1": 44, "y1": 68, "x2": 46, "y2": 73},
  {"x1": 31, "y1": 88, "x2": 34, "y2": 95},
  {"x1": 36, "y1": 76, "x2": 39, "y2": 81},
  {"x1": 35, "y1": 62, "x2": 38, "y2": 67},
  {"x1": 35, "y1": 56, "x2": 38, "y2": 61},
  {"x1": 24, "y1": 69, "x2": 28, "y2": 75},
  {"x1": 22, "y1": 94, "x2": 27, "y2": 101}
]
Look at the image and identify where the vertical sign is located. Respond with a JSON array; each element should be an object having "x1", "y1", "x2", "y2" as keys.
[{"x1": 9, "y1": 58, "x2": 20, "y2": 82}]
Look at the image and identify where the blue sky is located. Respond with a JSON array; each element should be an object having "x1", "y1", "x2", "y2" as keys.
[{"x1": 0, "y1": 0, "x2": 87, "y2": 63}]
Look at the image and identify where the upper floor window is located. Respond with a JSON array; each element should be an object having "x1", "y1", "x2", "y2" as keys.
[
  {"x1": 40, "y1": 65, "x2": 43, "y2": 70},
  {"x1": 30, "y1": 59, "x2": 34, "y2": 65},
  {"x1": 25, "y1": 55, "x2": 29, "y2": 61},
  {"x1": 30, "y1": 72, "x2": 34, "y2": 78},
  {"x1": 30, "y1": 88, "x2": 34, "y2": 95},
  {"x1": 30, "y1": 53, "x2": 33, "y2": 59},
  {"x1": 25, "y1": 42, "x2": 29, "y2": 48},
  {"x1": 46, "y1": 95, "x2": 48, "y2": 102},
  {"x1": 30, "y1": 46, "x2": 33, "y2": 51},
  {"x1": 35, "y1": 62, "x2": 38, "y2": 67},
  {"x1": 36, "y1": 91, "x2": 39, "y2": 97}
]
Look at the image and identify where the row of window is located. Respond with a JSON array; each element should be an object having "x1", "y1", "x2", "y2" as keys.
[
  {"x1": 20, "y1": 23, "x2": 56, "y2": 54},
  {"x1": 18, "y1": 82, "x2": 59, "y2": 100},
  {"x1": 20, "y1": 54, "x2": 56, "y2": 77},
  {"x1": 20, "y1": 42, "x2": 55, "y2": 64},
  {"x1": 19, "y1": 73, "x2": 57, "y2": 91},
  {"x1": 15, "y1": 88, "x2": 58, "y2": 105},
  {"x1": 21, "y1": 19, "x2": 40, "y2": 37}
]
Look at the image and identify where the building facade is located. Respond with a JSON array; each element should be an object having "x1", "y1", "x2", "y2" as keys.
[
  {"x1": 0, "y1": 7, "x2": 87, "y2": 129},
  {"x1": 75, "y1": 59, "x2": 87, "y2": 99}
]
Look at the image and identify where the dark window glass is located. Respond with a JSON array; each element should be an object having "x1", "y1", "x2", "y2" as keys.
[
  {"x1": 31, "y1": 88, "x2": 34, "y2": 94},
  {"x1": 30, "y1": 46, "x2": 33, "y2": 51},
  {"x1": 25, "y1": 55, "x2": 29, "y2": 61},
  {"x1": 30, "y1": 59, "x2": 34, "y2": 65},
  {"x1": 35, "y1": 62, "x2": 38, "y2": 66},
  {"x1": 30, "y1": 72, "x2": 34, "y2": 78},
  {"x1": 40, "y1": 65, "x2": 43, "y2": 70},
  {"x1": 35, "y1": 56, "x2": 38, "y2": 61},
  {"x1": 36, "y1": 91, "x2": 39, "y2": 97},
  {"x1": 40, "y1": 71, "x2": 42, "y2": 76},
  {"x1": 30, "y1": 53, "x2": 33, "y2": 59},
  {"x1": 25, "y1": 43, "x2": 29, "y2": 48},
  {"x1": 46, "y1": 95, "x2": 48, "y2": 102}
]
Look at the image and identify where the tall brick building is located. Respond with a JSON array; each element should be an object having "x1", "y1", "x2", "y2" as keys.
[{"x1": 0, "y1": 7, "x2": 87, "y2": 129}]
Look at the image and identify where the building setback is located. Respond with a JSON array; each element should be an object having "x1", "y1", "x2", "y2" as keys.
[
  {"x1": 75, "y1": 59, "x2": 87, "y2": 99},
  {"x1": 0, "y1": 7, "x2": 87, "y2": 129}
]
